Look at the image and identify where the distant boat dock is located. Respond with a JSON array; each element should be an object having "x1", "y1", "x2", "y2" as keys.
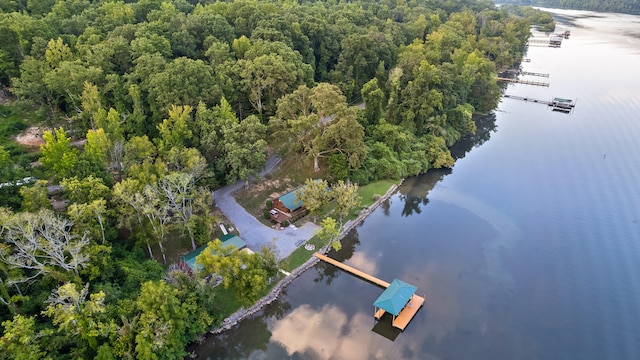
[
  {"x1": 503, "y1": 94, "x2": 576, "y2": 112},
  {"x1": 315, "y1": 253, "x2": 425, "y2": 331},
  {"x1": 496, "y1": 77, "x2": 550, "y2": 87},
  {"x1": 520, "y1": 71, "x2": 549, "y2": 77}
]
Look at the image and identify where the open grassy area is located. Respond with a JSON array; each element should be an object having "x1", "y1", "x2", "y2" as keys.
[
  {"x1": 357, "y1": 180, "x2": 398, "y2": 207},
  {"x1": 284, "y1": 235, "x2": 324, "y2": 271},
  {"x1": 211, "y1": 285, "x2": 241, "y2": 319},
  {"x1": 211, "y1": 273, "x2": 284, "y2": 322}
]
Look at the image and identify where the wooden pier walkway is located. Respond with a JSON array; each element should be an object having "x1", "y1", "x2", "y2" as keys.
[
  {"x1": 496, "y1": 77, "x2": 550, "y2": 87},
  {"x1": 521, "y1": 71, "x2": 549, "y2": 77},
  {"x1": 503, "y1": 94, "x2": 552, "y2": 105},
  {"x1": 315, "y1": 253, "x2": 389, "y2": 288},
  {"x1": 528, "y1": 38, "x2": 550, "y2": 45},
  {"x1": 314, "y1": 253, "x2": 425, "y2": 331}
]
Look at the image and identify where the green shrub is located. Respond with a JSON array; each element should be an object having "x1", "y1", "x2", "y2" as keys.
[
  {"x1": 265, "y1": 199, "x2": 273, "y2": 208},
  {"x1": 263, "y1": 211, "x2": 271, "y2": 219},
  {"x1": 0, "y1": 119, "x2": 27, "y2": 139},
  {"x1": 281, "y1": 220, "x2": 289, "y2": 227},
  {"x1": 372, "y1": 194, "x2": 381, "y2": 202}
]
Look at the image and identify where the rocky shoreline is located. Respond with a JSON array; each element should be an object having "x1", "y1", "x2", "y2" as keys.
[{"x1": 210, "y1": 180, "x2": 402, "y2": 335}]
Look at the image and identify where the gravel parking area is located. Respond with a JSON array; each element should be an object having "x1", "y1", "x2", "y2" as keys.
[{"x1": 213, "y1": 157, "x2": 320, "y2": 259}]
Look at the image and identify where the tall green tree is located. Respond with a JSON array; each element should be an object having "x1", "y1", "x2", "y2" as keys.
[
  {"x1": 134, "y1": 280, "x2": 188, "y2": 360},
  {"x1": 19, "y1": 180, "x2": 51, "y2": 212},
  {"x1": 361, "y1": 78, "x2": 385, "y2": 125},
  {"x1": 164, "y1": 147, "x2": 208, "y2": 183},
  {"x1": 295, "y1": 178, "x2": 330, "y2": 222},
  {"x1": 43, "y1": 282, "x2": 111, "y2": 352},
  {"x1": 236, "y1": 40, "x2": 313, "y2": 115},
  {"x1": 82, "y1": 128, "x2": 112, "y2": 178},
  {"x1": 270, "y1": 83, "x2": 366, "y2": 172},
  {"x1": 196, "y1": 240, "x2": 274, "y2": 306},
  {"x1": 156, "y1": 104, "x2": 193, "y2": 155},
  {"x1": 334, "y1": 32, "x2": 394, "y2": 100},
  {"x1": 222, "y1": 115, "x2": 268, "y2": 183},
  {"x1": 315, "y1": 217, "x2": 341, "y2": 251},
  {"x1": 61, "y1": 176, "x2": 110, "y2": 205},
  {"x1": 0, "y1": 315, "x2": 47, "y2": 360},
  {"x1": 147, "y1": 58, "x2": 220, "y2": 119},
  {"x1": 39, "y1": 127, "x2": 79, "y2": 179},
  {"x1": 67, "y1": 199, "x2": 109, "y2": 245},
  {"x1": 330, "y1": 180, "x2": 361, "y2": 225}
]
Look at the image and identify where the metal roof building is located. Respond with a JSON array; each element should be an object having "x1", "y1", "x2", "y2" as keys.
[{"x1": 181, "y1": 234, "x2": 247, "y2": 271}]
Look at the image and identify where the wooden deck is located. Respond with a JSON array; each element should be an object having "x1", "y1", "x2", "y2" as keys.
[
  {"x1": 393, "y1": 294, "x2": 425, "y2": 330},
  {"x1": 374, "y1": 294, "x2": 425, "y2": 330},
  {"x1": 315, "y1": 253, "x2": 424, "y2": 331}
]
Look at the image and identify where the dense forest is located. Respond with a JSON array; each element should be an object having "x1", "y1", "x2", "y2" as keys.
[
  {"x1": 1, "y1": 0, "x2": 535, "y2": 358},
  {"x1": 497, "y1": 0, "x2": 640, "y2": 15}
]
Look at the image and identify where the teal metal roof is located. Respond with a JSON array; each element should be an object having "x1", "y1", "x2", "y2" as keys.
[
  {"x1": 279, "y1": 180, "x2": 329, "y2": 211},
  {"x1": 279, "y1": 189, "x2": 303, "y2": 211},
  {"x1": 181, "y1": 235, "x2": 247, "y2": 270},
  {"x1": 373, "y1": 279, "x2": 417, "y2": 316},
  {"x1": 219, "y1": 235, "x2": 246, "y2": 252}
]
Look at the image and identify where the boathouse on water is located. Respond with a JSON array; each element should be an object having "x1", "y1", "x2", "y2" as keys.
[
  {"x1": 374, "y1": 279, "x2": 417, "y2": 318},
  {"x1": 314, "y1": 253, "x2": 425, "y2": 331}
]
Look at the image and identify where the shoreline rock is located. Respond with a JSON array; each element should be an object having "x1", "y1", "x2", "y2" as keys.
[{"x1": 209, "y1": 180, "x2": 402, "y2": 335}]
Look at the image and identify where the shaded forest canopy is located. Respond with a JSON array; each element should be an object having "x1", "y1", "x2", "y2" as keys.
[
  {"x1": 0, "y1": 0, "x2": 538, "y2": 359},
  {"x1": 496, "y1": 0, "x2": 640, "y2": 15}
]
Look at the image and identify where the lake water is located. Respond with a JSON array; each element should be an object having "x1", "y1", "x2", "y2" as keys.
[{"x1": 193, "y1": 9, "x2": 640, "y2": 359}]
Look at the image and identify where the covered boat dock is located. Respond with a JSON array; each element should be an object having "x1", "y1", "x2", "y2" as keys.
[{"x1": 314, "y1": 253, "x2": 425, "y2": 331}]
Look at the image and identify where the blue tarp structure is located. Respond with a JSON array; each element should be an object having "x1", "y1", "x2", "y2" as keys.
[{"x1": 373, "y1": 279, "x2": 417, "y2": 316}]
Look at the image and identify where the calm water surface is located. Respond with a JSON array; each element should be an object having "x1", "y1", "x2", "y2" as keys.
[{"x1": 193, "y1": 10, "x2": 640, "y2": 359}]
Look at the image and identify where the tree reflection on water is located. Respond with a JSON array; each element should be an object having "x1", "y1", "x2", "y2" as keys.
[{"x1": 397, "y1": 112, "x2": 497, "y2": 217}]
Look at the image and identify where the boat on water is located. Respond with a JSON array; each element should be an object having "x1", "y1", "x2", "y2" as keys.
[{"x1": 549, "y1": 97, "x2": 575, "y2": 112}]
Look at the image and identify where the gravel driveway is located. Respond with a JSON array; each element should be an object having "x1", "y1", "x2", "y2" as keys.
[{"x1": 213, "y1": 156, "x2": 320, "y2": 259}]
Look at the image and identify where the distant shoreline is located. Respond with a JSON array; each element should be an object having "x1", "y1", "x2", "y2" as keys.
[{"x1": 209, "y1": 180, "x2": 402, "y2": 335}]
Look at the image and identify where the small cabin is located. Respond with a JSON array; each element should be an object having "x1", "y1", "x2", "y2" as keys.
[
  {"x1": 273, "y1": 189, "x2": 303, "y2": 214},
  {"x1": 270, "y1": 180, "x2": 329, "y2": 224},
  {"x1": 270, "y1": 188, "x2": 305, "y2": 223}
]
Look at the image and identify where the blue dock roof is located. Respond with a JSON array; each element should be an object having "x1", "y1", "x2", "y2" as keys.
[{"x1": 373, "y1": 279, "x2": 417, "y2": 316}]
